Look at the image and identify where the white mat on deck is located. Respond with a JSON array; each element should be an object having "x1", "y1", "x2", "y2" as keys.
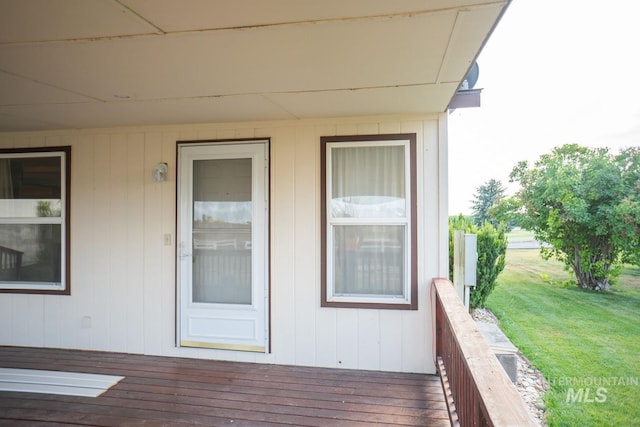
[{"x1": 0, "y1": 368, "x2": 124, "y2": 397}]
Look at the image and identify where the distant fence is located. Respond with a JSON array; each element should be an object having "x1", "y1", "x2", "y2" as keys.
[{"x1": 192, "y1": 249, "x2": 251, "y2": 304}]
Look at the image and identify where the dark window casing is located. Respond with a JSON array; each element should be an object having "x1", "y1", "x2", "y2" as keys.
[
  {"x1": 0, "y1": 146, "x2": 71, "y2": 295},
  {"x1": 321, "y1": 134, "x2": 417, "y2": 310}
]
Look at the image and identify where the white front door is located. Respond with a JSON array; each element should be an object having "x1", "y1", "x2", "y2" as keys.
[{"x1": 178, "y1": 141, "x2": 268, "y2": 352}]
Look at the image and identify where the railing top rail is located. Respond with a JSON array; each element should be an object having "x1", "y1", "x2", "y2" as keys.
[
  {"x1": 0, "y1": 245, "x2": 23, "y2": 255},
  {"x1": 433, "y1": 277, "x2": 536, "y2": 427}
]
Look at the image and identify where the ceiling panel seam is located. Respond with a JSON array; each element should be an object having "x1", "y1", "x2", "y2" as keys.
[
  {"x1": 114, "y1": 0, "x2": 166, "y2": 35},
  {"x1": 0, "y1": 3, "x2": 504, "y2": 46}
]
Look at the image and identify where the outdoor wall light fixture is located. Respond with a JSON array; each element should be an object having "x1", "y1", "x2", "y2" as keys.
[{"x1": 152, "y1": 162, "x2": 168, "y2": 182}]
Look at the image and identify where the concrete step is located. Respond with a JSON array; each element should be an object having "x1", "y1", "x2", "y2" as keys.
[{"x1": 476, "y1": 321, "x2": 518, "y2": 383}]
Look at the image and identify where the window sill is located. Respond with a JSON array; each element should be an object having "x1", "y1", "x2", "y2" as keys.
[{"x1": 321, "y1": 299, "x2": 417, "y2": 310}]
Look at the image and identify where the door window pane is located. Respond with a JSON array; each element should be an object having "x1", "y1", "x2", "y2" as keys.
[{"x1": 192, "y1": 158, "x2": 252, "y2": 304}]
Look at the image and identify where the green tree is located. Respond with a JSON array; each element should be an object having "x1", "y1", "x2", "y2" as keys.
[
  {"x1": 488, "y1": 196, "x2": 521, "y2": 230},
  {"x1": 448, "y1": 215, "x2": 507, "y2": 308},
  {"x1": 509, "y1": 144, "x2": 640, "y2": 291},
  {"x1": 471, "y1": 179, "x2": 505, "y2": 227}
]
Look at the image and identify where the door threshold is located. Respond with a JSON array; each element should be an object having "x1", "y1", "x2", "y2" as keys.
[{"x1": 180, "y1": 340, "x2": 266, "y2": 353}]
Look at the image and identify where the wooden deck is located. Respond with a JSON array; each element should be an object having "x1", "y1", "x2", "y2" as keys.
[{"x1": 0, "y1": 346, "x2": 450, "y2": 426}]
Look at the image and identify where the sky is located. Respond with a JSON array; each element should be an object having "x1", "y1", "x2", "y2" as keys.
[{"x1": 448, "y1": 0, "x2": 640, "y2": 215}]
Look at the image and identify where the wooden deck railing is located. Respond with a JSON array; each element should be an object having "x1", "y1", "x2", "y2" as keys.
[
  {"x1": 433, "y1": 278, "x2": 535, "y2": 427},
  {"x1": 0, "y1": 245, "x2": 23, "y2": 280}
]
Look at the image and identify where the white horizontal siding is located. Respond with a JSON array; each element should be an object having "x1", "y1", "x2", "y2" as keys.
[{"x1": 0, "y1": 115, "x2": 446, "y2": 374}]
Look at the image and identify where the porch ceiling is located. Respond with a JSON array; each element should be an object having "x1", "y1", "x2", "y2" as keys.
[{"x1": 0, "y1": 0, "x2": 509, "y2": 132}]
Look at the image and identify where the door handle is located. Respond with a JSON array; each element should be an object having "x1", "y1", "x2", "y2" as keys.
[{"x1": 179, "y1": 243, "x2": 192, "y2": 259}]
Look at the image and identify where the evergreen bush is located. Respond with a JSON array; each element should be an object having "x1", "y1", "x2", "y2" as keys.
[{"x1": 448, "y1": 215, "x2": 507, "y2": 308}]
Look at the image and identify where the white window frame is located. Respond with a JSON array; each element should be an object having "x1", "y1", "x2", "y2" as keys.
[
  {"x1": 0, "y1": 147, "x2": 70, "y2": 294},
  {"x1": 321, "y1": 134, "x2": 417, "y2": 310}
]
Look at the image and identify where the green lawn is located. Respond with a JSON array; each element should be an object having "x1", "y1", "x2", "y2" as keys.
[
  {"x1": 486, "y1": 248, "x2": 640, "y2": 427},
  {"x1": 506, "y1": 228, "x2": 536, "y2": 243}
]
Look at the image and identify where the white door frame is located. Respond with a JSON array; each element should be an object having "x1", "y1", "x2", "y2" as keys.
[{"x1": 177, "y1": 140, "x2": 269, "y2": 352}]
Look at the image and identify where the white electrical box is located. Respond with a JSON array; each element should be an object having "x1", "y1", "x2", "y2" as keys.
[{"x1": 464, "y1": 233, "x2": 478, "y2": 287}]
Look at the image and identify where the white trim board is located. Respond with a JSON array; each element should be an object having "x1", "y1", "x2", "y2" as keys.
[{"x1": 0, "y1": 368, "x2": 124, "y2": 397}]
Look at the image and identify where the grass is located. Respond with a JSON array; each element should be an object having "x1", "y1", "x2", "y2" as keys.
[
  {"x1": 506, "y1": 228, "x2": 536, "y2": 243},
  {"x1": 486, "y1": 248, "x2": 640, "y2": 427}
]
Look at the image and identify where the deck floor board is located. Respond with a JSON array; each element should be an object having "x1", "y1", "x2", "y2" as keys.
[{"x1": 0, "y1": 346, "x2": 450, "y2": 426}]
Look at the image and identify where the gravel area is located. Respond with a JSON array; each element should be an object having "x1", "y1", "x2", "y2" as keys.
[{"x1": 471, "y1": 308, "x2": 549, "y2": 426}]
